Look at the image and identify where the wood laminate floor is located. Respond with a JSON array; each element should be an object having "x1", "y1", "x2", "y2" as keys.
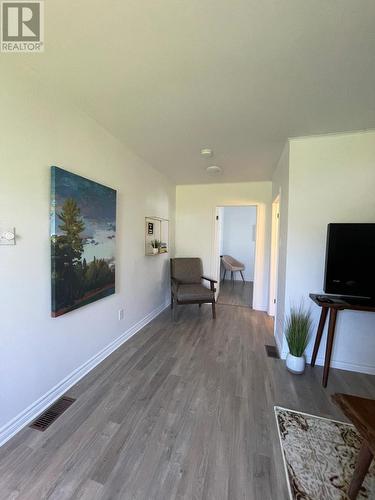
[
  {"x1": 0, "y1": 304, "x2": 374, "y2": 500},
  {"x1": 217, "y1": 280, "x2": 253, "y2": 307}
]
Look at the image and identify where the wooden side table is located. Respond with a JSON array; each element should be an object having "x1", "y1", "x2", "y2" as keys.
[
  {"x1": 309, "y1": 294, "x2": 375, "y2": 387},
  {"x1": 332, "y1": 393, "x2": 375, "y2": 499}
]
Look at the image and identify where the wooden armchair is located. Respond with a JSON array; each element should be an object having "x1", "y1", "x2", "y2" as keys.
[{"x1": 170, "y1": 258, "x2": 217, "y2": 319}]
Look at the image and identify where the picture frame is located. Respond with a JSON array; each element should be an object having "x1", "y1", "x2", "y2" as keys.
[{"x1": 50, "y1": 166, "x2": 116, "y2": 317}]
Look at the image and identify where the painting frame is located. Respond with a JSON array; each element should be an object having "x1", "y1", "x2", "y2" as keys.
[{"x1": 50, "y1": 166, "x2": 117, "y2": 317}]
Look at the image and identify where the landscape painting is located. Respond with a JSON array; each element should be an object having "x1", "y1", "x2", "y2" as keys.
[{"x1": 50, "y1": 166, "x2": 116, "y2": 317}]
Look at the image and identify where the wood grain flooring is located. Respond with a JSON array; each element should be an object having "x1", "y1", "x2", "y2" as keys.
[
  {"x1": 0, "y1": 304, "x2": 374, "y2": 500},
  {"x1": 217, "y1": 280, "x2": 253, "y2": 308}
]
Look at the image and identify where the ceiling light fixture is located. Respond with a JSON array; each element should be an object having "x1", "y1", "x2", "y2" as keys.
[
  {"x1": 200, "y1": 148, "x2": 213, "y2": 158},
  {"x1": 206, "y1": 165, "x2": 222, "y2": 174}
]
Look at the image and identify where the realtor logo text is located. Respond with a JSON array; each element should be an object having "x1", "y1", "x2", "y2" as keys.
[{"x1": 1, "y1": 1, "x2": 44, "y2": 52}]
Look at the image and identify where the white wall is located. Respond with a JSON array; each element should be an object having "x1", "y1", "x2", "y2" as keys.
[
  {"x1": 175, "y1": 182, "x2": 272, "y2": 311},
  {"x1": 280, "y1": 130, "x2": 375, "y2": 374},
  {"x1": 221, "y1": 206, "x2": 257, "y2": 281},
  {"x1": 271, "y1": 143, "x2": 290, "y2": 353},
  {"x1": 0, "y1": 63, "x2": 175, "y2": 439}
]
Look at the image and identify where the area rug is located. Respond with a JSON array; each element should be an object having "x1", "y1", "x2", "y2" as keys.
[{"x1": 274, "y1": 406, "x2": 375, "y2": 499}]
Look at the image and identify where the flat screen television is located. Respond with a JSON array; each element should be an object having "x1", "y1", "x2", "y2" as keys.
[{"x1": 324, "y1": 223, "x2": 375, "y2": 299}]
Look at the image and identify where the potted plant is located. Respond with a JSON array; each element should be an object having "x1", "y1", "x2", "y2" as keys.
[
  {"x1": 151, "y1": 239, "x2": 160, "y2": 254},
  {"x1": 285, "y1": 303, "x2": 312, "y2": 374}
]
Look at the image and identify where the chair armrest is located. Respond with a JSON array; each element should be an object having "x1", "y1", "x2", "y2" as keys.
[
  {"x1": 201, "y1": 276, "x2": 218, "y2": 284},
  {"x1": 170, "y1": 277, "x2": 181, "y2": 296}
]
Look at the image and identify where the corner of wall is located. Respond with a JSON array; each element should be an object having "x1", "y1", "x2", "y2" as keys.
[{"x1": 271, "y1": 141, "x2": 290, "y2": 351}]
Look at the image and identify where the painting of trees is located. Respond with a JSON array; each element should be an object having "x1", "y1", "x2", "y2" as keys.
[{"x1": 51, "y1": 167, "x2": 116, "y2": 317}]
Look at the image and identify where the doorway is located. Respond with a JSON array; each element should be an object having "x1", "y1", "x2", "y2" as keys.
[{"x1": 215, "y1": 206, "x2": 257, "y2": 308}]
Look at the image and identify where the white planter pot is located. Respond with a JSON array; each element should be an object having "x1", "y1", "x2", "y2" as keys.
[
  {"x1": 152, "y1": 248, "x2": 159, "y2": 254},
  {"x1": 286, "y1": 353, "x2": 305, "y2": 374}
]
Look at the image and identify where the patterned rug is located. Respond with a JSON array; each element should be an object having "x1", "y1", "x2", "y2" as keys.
[{"x1": 274, "y1": 406, "x2": 375, "y2": 499}]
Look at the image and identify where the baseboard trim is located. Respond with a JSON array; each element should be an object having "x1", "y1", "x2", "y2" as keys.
[
  {"x1": 0, "y1": 301, "x2": 169, "y2": 448},
  {"x1": 276, "y1": 347, "x2": 375, "y2": 375},
  {"x1": 253, "y1": 302, "x2": 268, "y2": 312},
  {"x1": 274, "y1": 333, "x2": 285, "y2": 358},
  {"x1": 306, "y1": 356, "x2": 375, "y2": 375}
]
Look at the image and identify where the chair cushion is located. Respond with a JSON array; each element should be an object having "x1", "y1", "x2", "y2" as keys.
[
  {"x1": 176, "y1": 284, "x2": 214, "y2": 302},
  {"x1": 171, "y1": 258, "x2": 202, "y2": 284},
  {"x1": 227, "y1": 265, "x2": 243, "y2": 272}
]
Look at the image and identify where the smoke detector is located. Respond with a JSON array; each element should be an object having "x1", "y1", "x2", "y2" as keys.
[
  {"x1": 200, "y1": 148, "x2": 213, "y2": 158},
  {"x1": 206, "y1": 165, "x2": 222, "y2": 174}
]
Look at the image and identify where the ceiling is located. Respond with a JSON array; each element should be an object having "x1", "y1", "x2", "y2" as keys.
[{"x1": 6, "y1": 0, "x2": 375, "y2": 184}]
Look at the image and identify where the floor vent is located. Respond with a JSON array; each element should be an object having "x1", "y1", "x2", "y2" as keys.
[
  {"x1": 29, "y1": 396, "x2": 75, "y2": 432},
  {"x1": 265, "y1": 345, "x2": 279, "y2": 359}
]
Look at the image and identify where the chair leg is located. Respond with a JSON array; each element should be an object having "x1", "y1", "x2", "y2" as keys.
[
  {"x1": 199, "y1": 303, "x2": 202, "y2": 308},
  {"x1": 223, "y1": 270, "x2": 226, "y2": 282},
  {"x1": 240, "y1": 270, "x2": 245, "y2": 282},
  {"x1": 211, "y1": 301, "x2": 216, "y2": 319},
  {"x1": 171, "y1": 293, "x2": 174, "y2": 309},
  {"x1": 231, "y1": 271, "x2": 234, "y2": 283}
]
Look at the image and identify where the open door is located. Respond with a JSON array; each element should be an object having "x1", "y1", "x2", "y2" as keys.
[{"x1": 268, "y1": 196, "x2": 280, "y2": 316}]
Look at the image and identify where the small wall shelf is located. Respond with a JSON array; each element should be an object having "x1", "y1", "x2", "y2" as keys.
[{"x1": 145, "y1": 217, "x2": 169, "y2": 256}]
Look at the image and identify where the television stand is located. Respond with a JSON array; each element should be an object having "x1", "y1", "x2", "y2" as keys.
[
  {"x1": 339, "y1": 296, "x2": 375, "y2": 306},
  {"x1": 309, "y1": 293, "x2": 375, "y2": 387}
]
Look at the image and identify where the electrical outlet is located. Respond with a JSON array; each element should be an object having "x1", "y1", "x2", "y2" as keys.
[{"x1": 118, "y1": 309, "x2": 124, "y2": 320}]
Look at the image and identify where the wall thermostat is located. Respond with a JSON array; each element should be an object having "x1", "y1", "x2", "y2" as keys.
[{"x1": 0, "y1": 227, "x2": 16, "y2": 245}]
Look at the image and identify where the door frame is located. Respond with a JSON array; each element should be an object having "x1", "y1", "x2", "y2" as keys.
[
  {"x1": 212, "y1": 204, "x2": 258, "y2": 309},
  {"x1": 268, "y1": 195, "x2": 280, "y2": 316}
]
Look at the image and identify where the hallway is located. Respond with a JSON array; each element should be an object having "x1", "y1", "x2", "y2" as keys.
[
  {"x1": 0, "y1": 304, "x2": 374, "y2": 499},
  {"x1": 217, "y1": 280, "x2": 253, "y2": 308}
]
